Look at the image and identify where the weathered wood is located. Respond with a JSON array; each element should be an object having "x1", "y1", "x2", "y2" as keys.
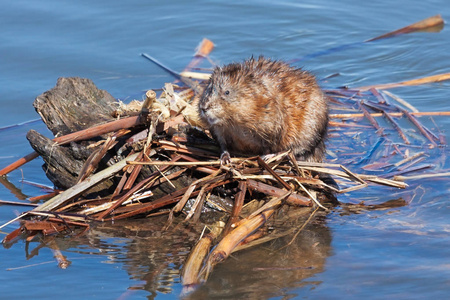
[{"x1": 33, "y1": 77, "x2": 117, "y2": 137}]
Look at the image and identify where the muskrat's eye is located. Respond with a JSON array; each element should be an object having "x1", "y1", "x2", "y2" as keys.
[{"x1": 224, "y1": 90, "x2": 230, "y2": 96}]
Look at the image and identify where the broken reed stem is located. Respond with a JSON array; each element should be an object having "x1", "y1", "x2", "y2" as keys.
[
  {"x1": 246, "y1": 180, "x2": 311, "y2": 206},
  {"x1": 359, "y1": 102, "x2": 381, "y2": 130},
  {"x1": 382, "y1": 90, "x2": 419, "y2": 113},
  {"x1": 183, "y1": 38, "x2": 215, "y2": 72},
  {"x1": 77, "y1": 136, "x2": 117, "y2": 183},
  {"x1": 365, "y1": 14, "x2": 444, "y2": 42},
  {"x1": 394, "y1": 151, "x2": 425, "y2": 167},
  {"x1": 223, "y1": 181, "x2": 247, "y2": 235},
  {"x1": 401, "y1": 108, "x2": 438, "y2": 147},
  {"x1": 0, "y1": 152, "x2": 39, "y2": 176},
  {"x1": 127, "y1": 158, "x2": 244, "y2": 166},
  {"x1": 257, "y1": 156, "x2": 292, "y2": 190},
  {"x1": 203, "y1": 191, "x2": 291, "y2": 277},
  {"x1": 28, "y1": 191, "x2": 61, "y2": 202},
  {"x1": 382, "y1": 111, "x2": 410, "y2": 145},
  {"x1": 359, "y1": 101, "x2": 405, "y2": 156},
  {"x1": 181, "y1": 221, "x2": 224, "y2": 289},
  {"x1": 185, "y1": 184, "x2": 209, "y2": 221},
  {"x1": 290, "y1": 15, "x2": 445, "y2": 64},
  {"x1": 394, "y1": 172, "x2": 450, "y2": 181},
  {"x1": 173, "y1": 169, "x2": 223, "y2": 213},
  {"x1": 32, "y1": 153, "x2": 140, "y2": 213},
  {"x1": 298, "y1": 166, "x2": 407, "y2": 188},
  {"x1": 329, "y1": 111, "x2": 450, "y2": 119},
  {"x1": 354, "y1": 72, "x2": 450, "y2": 91}
]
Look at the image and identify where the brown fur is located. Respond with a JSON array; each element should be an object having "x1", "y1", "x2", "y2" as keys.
[{"x1": 198, "y1": 56, "x2": 329, "y2": 162}]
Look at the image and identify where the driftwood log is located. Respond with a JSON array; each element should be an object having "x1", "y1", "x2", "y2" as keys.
[
  {"x1": 26, "y1": 77, "x2": 191, "y2": 197},
  {"x1": 27, "y1": 77, "x2": 118, "y2": 190}
]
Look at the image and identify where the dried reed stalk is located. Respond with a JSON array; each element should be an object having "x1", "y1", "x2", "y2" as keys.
[
  {"x1": 355, "y1": 73, "x2": 450, "y2": 91},
  {"x1": 366, "y1": 14, "x2": 444, "y2": 42},
  {"x1": 181, "y1": 221, "x2": 224, "y2": 289}
]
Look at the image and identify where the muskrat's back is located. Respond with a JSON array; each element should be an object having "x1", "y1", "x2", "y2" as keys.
[{"x1": 199, "y1": 56, "x2": 329, "y2": 163}]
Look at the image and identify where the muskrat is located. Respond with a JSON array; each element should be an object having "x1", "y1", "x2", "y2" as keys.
[{"x1": 199, "y1": 56, "x2": 329, "y2": 164}]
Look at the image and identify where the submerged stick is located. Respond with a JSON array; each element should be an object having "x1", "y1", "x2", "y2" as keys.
[{"x1": 141, "y1": 53, "x2": 202, "y2": 93}]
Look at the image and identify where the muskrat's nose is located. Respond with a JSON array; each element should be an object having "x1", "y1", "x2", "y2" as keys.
[{"x1": 199, "y1": 101, "x2": 209, "y2": 113}]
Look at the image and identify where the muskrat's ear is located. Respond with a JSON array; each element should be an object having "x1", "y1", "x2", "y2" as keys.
[{"x1": 211, "y1": 66, "x2": 222, "y2": 78}]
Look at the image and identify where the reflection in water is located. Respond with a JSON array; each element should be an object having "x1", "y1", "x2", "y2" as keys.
[
  {"x1": 60, "y1": 210, "x2": 334, "y2": 299},
  {"x1": 1, "y1": 170, "x2": 416, "y2": 299},
  {"x1": 84, "y1": 217, "x2": 200, "y2": 296},
  {"x1": 190, "y1": 224, "x2": 332, "y2": 299},
  {"x1": 1, "y1": 208, "x2": 335, "y2": 298}
]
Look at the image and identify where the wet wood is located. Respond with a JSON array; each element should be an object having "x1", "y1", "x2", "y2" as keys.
[{"x1": 0, "y1": 152, "x2": 39, "y2": 176}]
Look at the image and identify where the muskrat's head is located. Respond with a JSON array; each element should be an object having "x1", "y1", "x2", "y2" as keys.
[{"x1": 199, "y1": 59, "x2": 262, "y2": 127}]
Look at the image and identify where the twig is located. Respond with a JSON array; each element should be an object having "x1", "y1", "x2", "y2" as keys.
[
  {"x1": 223, "y1": 181, "x2": 247, "y2": 235},
  {"x1": 282, "y1": 206, "x2": 320, "y2": 249},
  {"x1": 49, "y1": 240, "x2": 71, "y2": 269}
]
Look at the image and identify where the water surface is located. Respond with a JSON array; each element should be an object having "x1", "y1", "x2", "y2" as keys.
[{"x1": 1, "y1": 0, "x2": 449, "y2": 299}]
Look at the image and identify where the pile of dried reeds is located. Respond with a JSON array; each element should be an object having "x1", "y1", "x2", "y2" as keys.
[{"x1": 1, "y1": 15, "x2": 449, "y2": 290}]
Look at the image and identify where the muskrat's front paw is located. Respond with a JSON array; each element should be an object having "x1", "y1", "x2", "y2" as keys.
[{"x1": 220, "y1": 151, "x2": 231, "y2": 165}]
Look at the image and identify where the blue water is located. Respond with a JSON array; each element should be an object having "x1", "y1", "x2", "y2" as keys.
[{"x1": 1, "y1": 0, "x2": 449, "y2": 299}]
